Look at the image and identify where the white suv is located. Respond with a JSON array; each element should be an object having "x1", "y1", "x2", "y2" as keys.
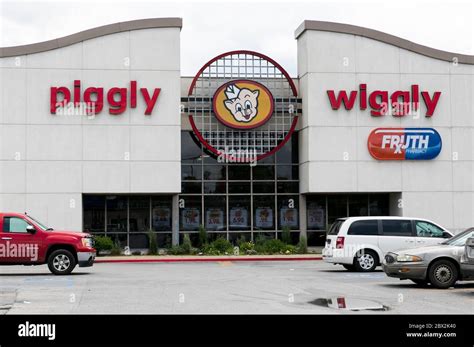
[{"x1": 322, "y1": 217, "x2": 453, "y2": 272}]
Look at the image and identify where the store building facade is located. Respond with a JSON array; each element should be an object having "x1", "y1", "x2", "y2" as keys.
[{"x1": 0, "y1": 18, "x2": 472, "y2": 248}]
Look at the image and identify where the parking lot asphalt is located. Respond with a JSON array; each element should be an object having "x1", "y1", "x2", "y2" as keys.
[{"x1": 0, "y1": 261, "x2": 472, "y2": 314}]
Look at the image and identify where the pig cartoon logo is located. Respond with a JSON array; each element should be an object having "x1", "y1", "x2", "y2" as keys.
[
  {"x1": 212, "y1": 80, "x2": 274, "y2": 130},
  {"x1": 223, "y1": 84, "x2": 260, "y2": 122}
]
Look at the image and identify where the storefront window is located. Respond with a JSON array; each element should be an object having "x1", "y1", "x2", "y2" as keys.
[
  {"x1": 307, "y1": 196, "x2": 326, "y2": 231},
  {"x1": 252, "y1": 165, "x2": 275, "y2": 180},
  {"x1": 327, "y1": 195, "x2": 348, "y2": 225},
  {"x1": 129, "y1": 197, "x2": 149, "y2": 232},
  {"x1": 369, "y1": 194, "x2": 389, "y2": 216},
  {"x1": 349, "y1": 195, "x2": 369, "y2": 216},
  {"x1": 203, "y1": 182, "x2": 226, "y2": 194},
  {"x1": 228, "y1": 196, "x2": 251, "y2": 231},
  {"x1": 276, "y1": 134, "x2": 298, "y2": 164},
  {"x1": 204, "y1": 196, "x2": 226, "y2": 231},
  {"x1": 228, "y1": 182, "x2": 250, "y2": 194},
  {"x1": 129, "y1": 233, "x2": 149, "y2": 249},
  {"x1": 203, "y1": 165, "x2": 226, "y2": 180},
  {"x1": 179, "y1": 131, "x2": 299, "y2": 240},
  {"x1": 106, "y1": 196, "x2": 127, "y2": 232},
  {"x1": 181, "y1": 132, "x2": 202, "y2": 164},
  {"x1": 228, "y1": 164, "x2": 251, "y2": 180},
  {"x1": 278, "y1": 195, "x2": 299, "y2": 230},
  {"x1": 180, "y1": 196, "x2": 201, "y2": 231},
  {"x1": 253, "y1": 182, "x2": 275, "y2": 193},
  {"x1": 181, "y1": 165, "x2": 202, "y2": 180},
  {"x1": 253, "y1": 196, "x2": 275, "y2": 230},
  {"x1": 181, "y1": 182, "x2": 202, "y2": 194},
  {"x1": 276, "y1": 165, "x2": 298, "y2": 180},
  {"x1": 152, "y1": 196, "x2": 172, "y2": 232},
  {"x1": 83, "y1": 195, "x2": 105, "y2": 233}
]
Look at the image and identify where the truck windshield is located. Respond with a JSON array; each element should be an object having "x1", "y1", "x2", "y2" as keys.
[
  {"x1": 27, "y1": 215, "x2": 50, "y2": 231},
  {"x1": 442, "y1": 229, "x2": 474, "y2": 246}
]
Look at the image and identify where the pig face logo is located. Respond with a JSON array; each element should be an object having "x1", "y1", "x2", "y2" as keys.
[
  {"x1": 213, "y1": 80, "x2": 274, "y2": 130},
  {"x1": 223, "y1": 85, "x2": 259, "y2": 122}
]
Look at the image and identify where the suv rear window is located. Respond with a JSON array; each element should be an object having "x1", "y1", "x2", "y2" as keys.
[
  {"x1": 348, "y1": 220, "x2": 379, "y2": 235},
  {"x1": 381, "y1": 220, "x2": 413, "y2": 236},
  {"x1": 327, "y1": 220, "x2": 344, "y2": 235}
]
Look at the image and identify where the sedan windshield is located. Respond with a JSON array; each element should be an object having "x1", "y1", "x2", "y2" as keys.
[{"x1": 442, "y1": 228, "x2": 474, "y2": 246}]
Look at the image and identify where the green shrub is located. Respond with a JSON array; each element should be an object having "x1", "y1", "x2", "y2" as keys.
[
  {"x1": 169, "y1": 245, "x2": 186, "y2": 255},
  {"x1": 238, "y1": 241, "x2": 255, "y2": 254},
  {"x1": 211, "y1": 237, "x2": 233, "y2": 253},
  {"x1": 110, "y1": 241, "x2": 122, "y2": 256},
  {"x1": 282, "y1": 226, "x2": 292, "y2": 244},
  {"x1": 198, "y1": 225, "x2": 208, "y2": 247},
  {"x1": 201, "y1": 237, "x2": 233, "y2": 255},
  {"x1": 254, "y1": 234, "x2": 268, "y2": 246},
  {"x1": 296, "y1": 236, "x2": 308, "y2": 254},
  {"x1": 283, "y1": 244, "x2": 297, "y2": 254},
  {"x1": 94, "y1": 236, "x2": 114, "y2": 254},
  {"x1": 255, "y1": 238, "x2": 287, "y2": 254},
  {"x1": 148, "y1": 230, "x2": 158, "y2": 255},
  {"x1": 182, "y1": 234, "x2": 192, "y2": 254}
]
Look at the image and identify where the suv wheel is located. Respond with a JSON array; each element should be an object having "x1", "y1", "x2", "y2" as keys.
[
  {"x1": 428, "y1": 260, "x2": 458, "y2": 289},
  {"x1": 354, "y1": 250, "x2": 378, "y2": 272},
  {"x1": 47, "y1": 249, "x2": 76, "y2": 275}
]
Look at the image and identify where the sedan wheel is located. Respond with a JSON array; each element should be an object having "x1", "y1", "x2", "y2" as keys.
[{"x1": 428, "y1": 260, "x2": 458, "y2": 289}]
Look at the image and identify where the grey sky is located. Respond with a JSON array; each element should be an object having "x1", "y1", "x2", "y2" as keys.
[{"x1": 1, "y1": 0, "x2": 473, "y2": 76}]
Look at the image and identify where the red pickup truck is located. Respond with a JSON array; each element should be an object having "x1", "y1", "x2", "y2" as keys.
[{"x1": 0, "y1": 212, "x2": 95, "y2": 275}]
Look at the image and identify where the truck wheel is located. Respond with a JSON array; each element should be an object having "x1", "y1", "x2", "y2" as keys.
[
  {"x1": 354, "y1": 250, "x2": 378, "y2": 272},
  {"x1": 428, "y1": 260, "x2": 458, "y2": 289},
  {"x1": 47, "y1": 249, "x2": 76, "y2": 275}
]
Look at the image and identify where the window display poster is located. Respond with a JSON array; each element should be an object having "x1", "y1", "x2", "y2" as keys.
[
  {"x1": 255, "y1": 207, "x2": 273, "y2": 228},
  {"x1": 307, "y1": 205, "x2": 325, "y2": 230},
  {"x1": 206, "y1": 208, "x2": 224, "y2": 230},
  {"x1": 152, "y1": 206, "x2": 171, "y2": 229},
  {"x1": 229, "y1": 207, "x2": 248, "y2": 227},
  {"x1": 280, "y1": 208, "x2": 298, "y2": 228},
  {"x1": 182, "y1": 208, "x2": 200, "y2": 230}
]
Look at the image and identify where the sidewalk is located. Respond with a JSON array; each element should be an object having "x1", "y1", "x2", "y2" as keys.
[{"x1": 95, "y1": 253, "x2": 323, "y2": 263}]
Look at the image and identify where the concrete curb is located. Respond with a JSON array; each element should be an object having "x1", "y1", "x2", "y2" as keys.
[{"x1": 95, "y1": 255, "x2": 323, "y2": 264}]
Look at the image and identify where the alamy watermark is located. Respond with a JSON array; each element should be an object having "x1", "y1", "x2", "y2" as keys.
[{"x1": 0, "y1": 241, "x2": 39, "y2": 261}]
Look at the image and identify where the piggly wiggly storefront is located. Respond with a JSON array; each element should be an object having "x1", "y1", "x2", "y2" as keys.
[{"x1": 0, "y1": 18, "x2": 473, "y2": 249}]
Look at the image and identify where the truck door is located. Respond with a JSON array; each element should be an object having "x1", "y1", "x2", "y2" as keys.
[{"x1": 0, "y1": 216, "x2": 42, "y2": 263}]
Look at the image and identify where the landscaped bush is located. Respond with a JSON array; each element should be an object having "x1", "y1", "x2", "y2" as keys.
[
  {"x1": 148, "y1": 230, "x2": 158, "y2": 255},
  {"x1": 182, "y1": 234, "x2": 192, "y2": 254},
  {"x1": 296, "y1": 236, "x2": 308, "y2": 254},
  {"x1": 201, "y1": 237, "x2": 233, "y2": 255},
  {"x1": 198, "y1": 225, "x2": 208, "y2": 248},
  {"x1": 238, "y1": 241, "x2": 255, "y2": 254},
  {"x1": 282, "y1": 226, "x2": 292, "y2": 244},
  {"x1": 93, "y1": 236, "x2": 114, "y2": 254},
  {"x1": 110, "y1": 243, "x2": 122, "y2": 256},
  {"x1": 169, "y1": 245, "x2": 187, "y2": 255},
  {"x1": 255, "y1": 238, "x2": 287, "y2": 254}
]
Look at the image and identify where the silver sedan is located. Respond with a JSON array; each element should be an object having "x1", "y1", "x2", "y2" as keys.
[{"x1": 382, "y1": 228, "x2": 474, "y2": 289}]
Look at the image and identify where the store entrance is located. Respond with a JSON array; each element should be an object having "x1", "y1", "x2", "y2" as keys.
[{"x1": 305, "y1": 193, "x2": 393, "y2": 246}]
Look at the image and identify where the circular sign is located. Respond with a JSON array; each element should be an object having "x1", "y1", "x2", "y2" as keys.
[
  {"x1": 187, "y1": 50, "x2": 299, "y2": 163},
  {"x1": 212, "y1": 79, "x2": 274, "y2": 130}
]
